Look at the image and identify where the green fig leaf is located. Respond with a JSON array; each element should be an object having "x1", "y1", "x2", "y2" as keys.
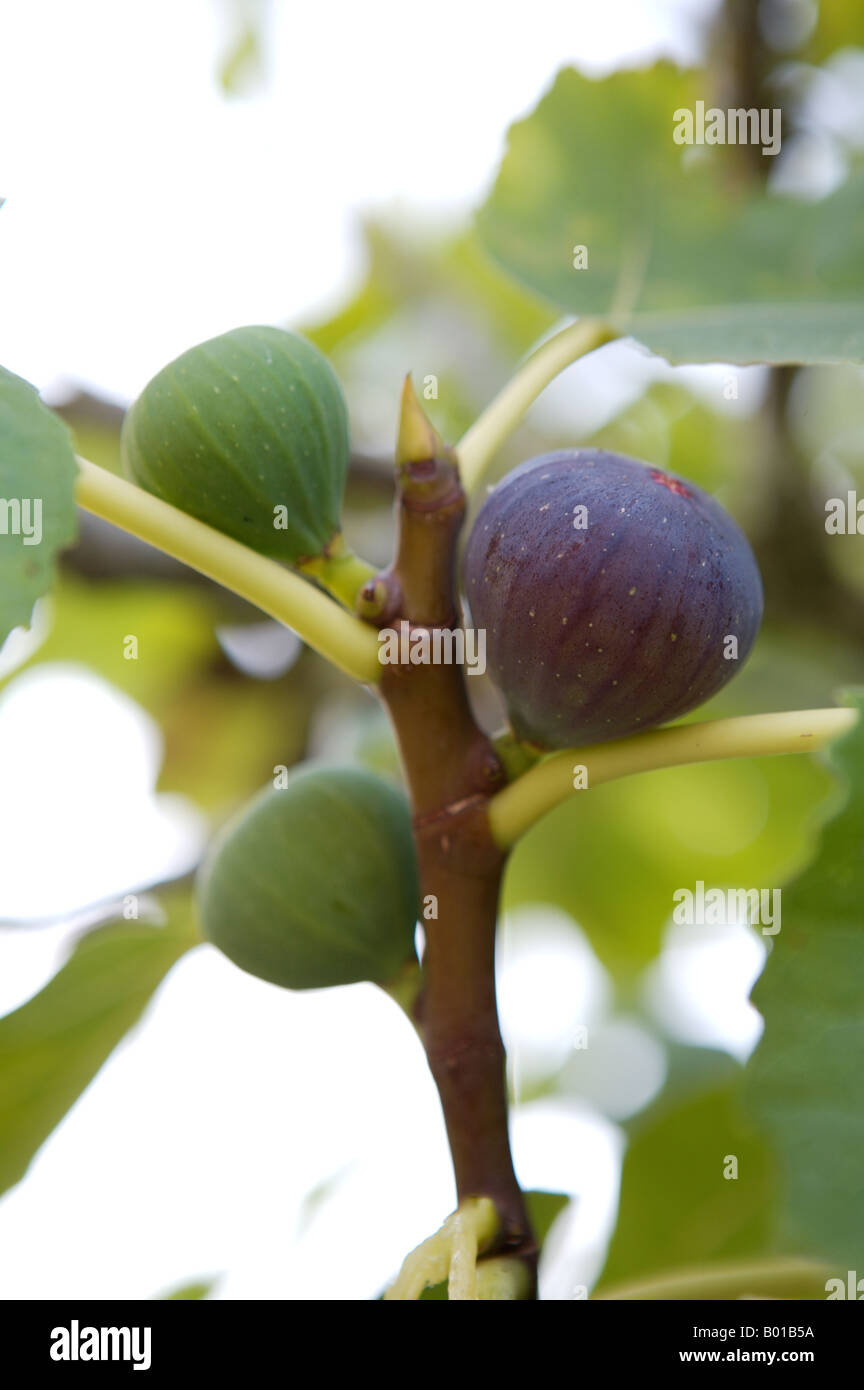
[
  {"x1": 597, "y1": 1055, "x2": 775, "y2": 1293},
  {"x1": 199, "y1": 765, "x2": 420, "y2": 990},
  {"x1": 122, "y1": 326, "x2": 349, "y2": 563},
  {"x1": 157, "y1": 1278, "x2": 217, "y2": 1300},
  {"x1": 743, "y1": 690, "x2": 864, "y2": 1267},
  {"x1": 476, "y1": 64, "x2": 864, "y2": 365},
  {"x1": 0, "y1": 891, "x2": 197, "y2": 1199},
  {"x1": 504, "y1": 748, "x2": 830, "y2": 979},
  {"x1": 0, "y1": 365, "x2": 78, "y2": 646}
]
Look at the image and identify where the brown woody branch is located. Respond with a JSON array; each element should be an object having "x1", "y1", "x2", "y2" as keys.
[{"x1": 362, "y1": 382, "x2": 538, "y2": 1292}]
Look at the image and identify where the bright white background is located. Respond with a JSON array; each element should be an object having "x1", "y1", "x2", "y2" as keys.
[
  {"x1": 0, "y1": 0, "x2": 766, "y2": 1302},
  {"x1": 0, "y1": 0, "x2": 708, "y2": 399}
]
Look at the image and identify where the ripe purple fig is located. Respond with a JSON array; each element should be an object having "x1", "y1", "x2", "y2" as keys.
[{"x1": 463, "y1": 449, "x2": 763, "y2": 749}]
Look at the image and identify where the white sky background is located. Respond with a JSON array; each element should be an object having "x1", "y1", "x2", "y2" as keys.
[
  {"x1": 0, "y1": 0, "x2": 711, "y2": 399},
  {"x1": 0, "y1": 0, "x2": 768, "y2": 1302}
]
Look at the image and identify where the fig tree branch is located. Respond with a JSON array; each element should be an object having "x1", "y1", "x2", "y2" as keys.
[
  {"x1": 74, "y1": 456, "x2": 382, "y2": 685},
  {"x1": 371, "y1": 380, "x2": 538, "y2": 1294},
  {"x1": 456, "y1": 317, "x2": 616, "y2": 493},
  {"x1": 488, "y1": 706, "x2": 858, "y2": 848}
]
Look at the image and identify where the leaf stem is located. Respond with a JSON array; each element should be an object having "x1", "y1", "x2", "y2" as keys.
[
  {"x1": 455, "y1": 318, "x2": 616, "y2": 493},
  {"x1": 488, "y1": 707, "x2": 858, "y2": 849},
  {"x1": 75, "y1": 457, "x2": 382, "y2": 685},
  {"x1": 594, "y1": 1255, "x2": 832, "y2": 1301},
  {"x1": 297, "y1": 534, "x2": 378, "y2": 610}
]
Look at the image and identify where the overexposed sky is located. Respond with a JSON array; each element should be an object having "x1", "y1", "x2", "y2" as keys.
[{"x1": 0, "y1": 0, "x2": 710, "y2": 400}]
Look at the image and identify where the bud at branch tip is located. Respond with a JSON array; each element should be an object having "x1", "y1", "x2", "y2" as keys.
[{"x1": 396, "y1": 374, "x2": 446, "y2": 469}]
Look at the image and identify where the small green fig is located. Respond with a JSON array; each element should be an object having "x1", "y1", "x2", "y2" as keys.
[
  {"x1": 198, "y1": 765, "x2": 420, "y2": 990},
  {"x1": 121, "y1": 325, "x2": 349, "y2": 563}
]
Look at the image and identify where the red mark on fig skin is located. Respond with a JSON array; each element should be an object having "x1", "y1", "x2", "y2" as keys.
[{"x1": 650, "y1": 469, "x2": 691, "y2": 498}]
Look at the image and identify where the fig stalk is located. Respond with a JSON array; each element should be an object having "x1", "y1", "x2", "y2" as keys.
[
  {"x1": 488, "y1": 706, "x2": 859, "y2": 850},
  {"x1": 456, "y1": 317, "x2": 616, "y2": 493},
  {"x1": 75, "y1": 457, "x2": 382, "y2": 684},
  {"x1": 297, "y1": 534, "x2": 378, "y2": 610}
]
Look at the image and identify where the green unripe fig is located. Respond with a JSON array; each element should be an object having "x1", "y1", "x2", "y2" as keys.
[
  {"x1": 121, "y1": 325, "x2": 349, "y2": 563},
  {"x1": 198, "y1": 765, "x2": 420, "y2": 990}
]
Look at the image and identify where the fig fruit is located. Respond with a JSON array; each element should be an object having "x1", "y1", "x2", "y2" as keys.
[
  {"x1": 121, "y1": 325, "x2": 349, "y2": 563},
  {"x1": 463, "y1": 449, "x2": 763, "y2": 749},
  {"x1": 198, "y1": 765, "x2": 419, "y2": 990}
]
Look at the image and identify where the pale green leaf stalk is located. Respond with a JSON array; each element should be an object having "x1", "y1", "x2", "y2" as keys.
[{"x1": 75, "y1": 457, "x2": 381, "y2": 685}]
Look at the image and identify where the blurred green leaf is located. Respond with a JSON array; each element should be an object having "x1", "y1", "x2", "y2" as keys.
[
  {"x1": 0, "y1": 575, "x2": 310, "y2": 815},
  {"x1": 417, "y1": 1279, "x2": 449, "y2": 1300},
  {"x1": 505, "y1": 750, "x2": 830, "y2": 979},
  {"x1": 218, "y1": 24, "x2": 261, "y2": 95},
  {"x1": 304, "y1": 224, "x2": 553, "y2": 365},
  {"x1": 302, "y1": 222, "x2": 559, "y2": 461},
  {"x1": 54, "y1": 390, "x2": 125, "y2": 476},
  {"x1": 301, "y1": 224, "x2": 409, "y2": 358},
  {"x1": 159, "y1": 668, "x2": 309, "y2": 814},
  {"x1": 0, "y1": 367, "x2": 78, "y2": 645},
  {"x1": 805, "y1": 0, "x2": 864, "y2": 61},
  {"x1": 158, "y1": 1278, "x2": 216, "y2": 1300},
  {"x1": 438, "y1": 232, "x2": 556, "y2": 352},
  {"x1": 526, "y1": 1188, "x2": 570, "y2": 1246},
  {"x1": 717, "y1": 625, "x2": 864, "y2": 718},
  {"x1": 790, "y1": 363, "x2": 864, "y2": 457},
  {"x1": 597, "y1": 1059, "x2": 775, "y2": 1291},
  {"x1": 587, "y1": 383, "x2": 757, "y2": 502},
  {"x1": 0, "y1": 890, "x2": 198, "y2": 1199},
  {"x1": 477, "y1": 64, "x2": 864, "y2": 364},
  {"x1": 625, "y1": 304, "x2": 864, "y2": 366},
  {"x1": 743, "y1": 688, "x2": 864, "y2": 1266},
  {"x1": 1, "y1": 576, "x2": 216, "y2": 709},
  {"x1": 216, "y1": 0, "x2": 267, "y2": 96}
]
